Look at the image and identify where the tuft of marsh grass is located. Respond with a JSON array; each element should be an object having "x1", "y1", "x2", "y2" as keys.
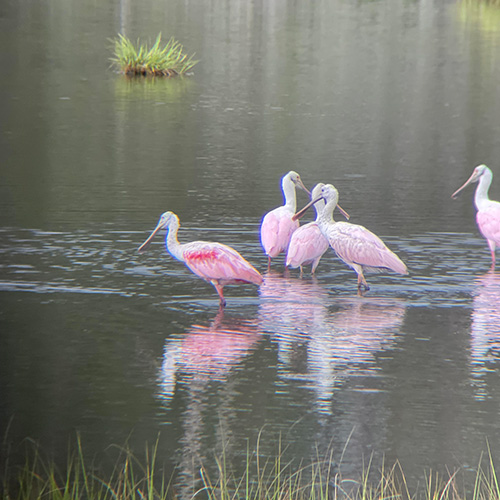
[
  {"x1": 1, "y1": 435, "x2": 174, "y2": 500},
  {"x1": 3, "y1": 433, "x2": 500, "y2": 500},
  {"x1": 111, "y1": 33, "x2": 198, "y2": 77}
]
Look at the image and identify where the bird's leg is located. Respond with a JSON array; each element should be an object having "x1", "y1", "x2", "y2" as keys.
[
  {"x1": 356, "y1": 270, "x2": 370, "y2": 296},
  {"x1": 299, "y1": 265, "x2": 303, "y2": 278},
  {"x1": 311, "y1": 257, "x2": 321, "y2": 275},
  {"x1": 267, "y1": 256, "x2": 271, "y2": 272},
  {"x1": 211, "y1": 281, "x2": 226, "y2": 308},
  {"x1": 488, "y1": 241, "x2": 496, "y2": 270}
]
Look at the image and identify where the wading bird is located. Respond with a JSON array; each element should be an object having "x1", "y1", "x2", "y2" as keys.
[
  {"x1": 286, "y1": 183, "x2": 348, "y2": 275},
  {"x1": 138, "y1": 212, "x2": 263, "y2": 307},
  {"x1": 451, "y1": 164, "x2": 500, "y2": 270},
  {"x1": 260, "y1": 171, "x2": 310, "y2": 268},
  {"x1": 293, "y1": 184, "x2": 408, "y2": 294}
]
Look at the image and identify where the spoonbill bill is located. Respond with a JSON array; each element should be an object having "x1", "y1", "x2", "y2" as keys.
[
  {"x1": 451, "y1": 164, "x2": 500, "y2": 270},
  {"x1": 260, "y1": 171, "x2": 310, "y2": 268},
  {"x1": 138, "y1": 212, "x2": 263, "y2": 307},
  {"x1": 286, "y1": 183, "x2": 349, "y2": 274},
  {"x1": 293, "y1": 184, "x2": 408, "y2": 294}
]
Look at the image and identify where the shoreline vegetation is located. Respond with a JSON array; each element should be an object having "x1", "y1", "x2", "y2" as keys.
[
  {"x1": 111, "y1": 33, "x2": 198, "y2": 77},
  {"x1": 2, "y1": 435, "x2": 500, "y2": 500}
]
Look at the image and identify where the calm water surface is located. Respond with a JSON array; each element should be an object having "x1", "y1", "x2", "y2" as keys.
[{"x1": 2, "y1": 0, "x2": 500, "y2": 492}]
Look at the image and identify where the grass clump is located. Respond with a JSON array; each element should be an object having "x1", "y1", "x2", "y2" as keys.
[
  {"x1": 3, "y1": 433, "x2": 500, "y2": 500},
  {"x1": 111, "y1": 33, "x2": 198, "y2": 77},
  {"x1": 1, "y1": 435, "x2": 174, "y2": 500}
]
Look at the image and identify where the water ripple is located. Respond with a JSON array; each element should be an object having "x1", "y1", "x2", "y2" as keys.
[{"x1": 0, "y1": 227, "x2": 494, "y2": 309}]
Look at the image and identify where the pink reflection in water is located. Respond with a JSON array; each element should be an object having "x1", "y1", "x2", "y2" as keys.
[
  {"x1": 258, "y1": 271, "x2": 329, "y2": 329},
  {"x1": 470, "y1": 272, "x2": 500, "y2": 397},
  {"x1": 308, "y1": 296, "x2": 406, "y2": 410},
  {"x1": 158, "y1": 310, "x2": 262, "y2": 401},
  {"x1": 156, "y1": 309, "x2": 263, "y2": 497},
  {"x1": 258, "y1": 272, "x2": 407, "y2": 411}
]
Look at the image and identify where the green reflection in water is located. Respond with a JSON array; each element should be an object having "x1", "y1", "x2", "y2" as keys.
[
  {"x1": 457, "y1": 0, "x2": 500, "y2": 33},
  {"x1": 113, "y1": 73, "x2": 196, "y2": 103}
]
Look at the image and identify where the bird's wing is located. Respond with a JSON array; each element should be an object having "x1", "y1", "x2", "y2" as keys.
[
  {"x1": 477, "y1": 202, "x2": 500, "y2": 245},
  {"x1": 183, "y1": 242, "x2": 262, "y2": 285},
  {"x1": 260, "y1": 208, "x2": 298, "y2": 257},
  {"x1": 329, "y1": 222, "x2": 407, "y2": 274},
  {"x1": 286, "y1": 223, "x2": 329, "y2": 267}
]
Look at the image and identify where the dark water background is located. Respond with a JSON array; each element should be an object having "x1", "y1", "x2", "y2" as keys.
[{"x1": 1, "y1": 0, "x2": 500, "y2": 494}]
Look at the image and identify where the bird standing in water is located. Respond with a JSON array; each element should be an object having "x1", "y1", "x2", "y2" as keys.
[
  {"x1": 138, "y1": 212, "x2": 263, "y2": 307},
  {"x1": 286, "y1": 183, "x2": 331, "y2": 275},
  {"x1": 260, "y1": 171, "x2": 310, "y2": 269},
  {"x1": 452, "y1": 164, "x2": 500, "y2": 270},
  {"x1": 293, "y1": 184, "x2": 408, "y2": 294}
]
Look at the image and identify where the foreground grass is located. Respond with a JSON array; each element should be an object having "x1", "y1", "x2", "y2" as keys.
[
  {"x1": 2, "y1": 436, "x2": 500, "y2": 500},
  {"x1": 111, "y1": 33, "x2": 198, "y2": 77}
]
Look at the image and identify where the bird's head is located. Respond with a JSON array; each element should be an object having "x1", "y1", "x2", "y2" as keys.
[
  {"x1": 320, "y1": 184, "x2": 340, "y2": 205},
  {"x1": 157, "y1": 211, "x2": 177, "y2": 228},
  {"x1": 138, "y1": 211, "x2": 179, "y2": 253},
  {"x1": 286, "y1": 171, "x2": 310, "y2": 195},
  {"x1": 292, "y1": 183, "x2": 349, "y2": 221},
  {"x1": 451, "y1": 164, "x2": 490, "y2": 199},
  {"x1": 311, "y1": 182, "x2": 325, "y2": 201}
]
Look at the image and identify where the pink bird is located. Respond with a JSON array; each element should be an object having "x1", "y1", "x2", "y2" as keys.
[
  {"x1": 293, "y1": 184, "x2": 408, "y2": 295},
  {"x1": 138, "y1": 212, "x2": 263, "y2": 307},
  {"x1": 285, "y1": 183, "x2": 330, "y2": 274},
  {"x1": 451, "y1": 164, "x2": 500, "y2": 270},
  {"x1": 260, "y1": 171, "x2": 310, "y2": 268}
]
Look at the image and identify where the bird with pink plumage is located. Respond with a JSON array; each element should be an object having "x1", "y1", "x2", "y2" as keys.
[
  {"x1": 452, "y1": 164, "x2": 500, "y2": 270},
  {"x1": 286, "y1": 182, "x2": 348, "y2": 275},
  {"x1": 138, "y1": 211, "x2": 262, "y2": 308},
  {"x1": 293, "y1": 183, "x2": 408, "y2": 295},
  {"x1": 260, "y1": 171, "x2": 310, "y2": 269}
]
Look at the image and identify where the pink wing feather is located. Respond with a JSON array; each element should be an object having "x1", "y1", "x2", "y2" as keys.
[
  {"x1": 260, "y1": 207, "x2": 299, "y2": 258},
  {"x1": 328, "y1": 222, "x2": 407, "y2": 275},
  {"x1": 477, "y1": 203, "x2": 500, "y2": 246},
  {"x1": 183, "y1": 242, "x2": 263, "y2": 285},
  {"x1": 286, "y1": 222, "x2": 329, "y2": 268}
]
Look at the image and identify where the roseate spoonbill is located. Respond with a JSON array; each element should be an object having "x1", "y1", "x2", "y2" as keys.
[
  {"x1": 451, "y1": 164, "x2": 500, "y2": 270},
  {"x1": 293, "y1": 184, "x2": 408, "y2": 295},
  {"x1": 138, "y1": 212, "x2": 263, "y2": 307},
  {"x1": 286, "y1": 183, "x2": 349, "y2": 274},
  {"x1": 260, "y1": 171, "x2": 310, "y2": 268}
]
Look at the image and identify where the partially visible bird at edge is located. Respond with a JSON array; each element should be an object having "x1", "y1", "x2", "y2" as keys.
[
  {"x1": 138, "y1": 211, "x2": 263, "y2": 308},
  {"x1": 286, "y1": 182, "x2": 349, "y2": 275},
  {"x1": 260, "y1": 171, "x2": 310, "y2": 270},
  {"x1": 452, "y1": 164, "x2": 500, "y2": 270},
  {"x1": 293, "y1": 184, "x2": 408, "y2": 295}
]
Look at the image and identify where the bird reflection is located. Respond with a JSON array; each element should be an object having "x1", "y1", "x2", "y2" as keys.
[
  {"x1": 158, "y1": 309, "x2": 262, "y2": 401},
  {"x1": 157, "y1": 309, "x2": 263, "y2": 499},
  {"x1": 258, "y1": 271, "x2": 330, "y2": 366},
  {"x1": 258, "y1": 272, "x2": 330, "y2": 327},
  {"x1": 470, "y1": 271, "x2": 500, "y2": 396},
  {"x1": 308, "y1": 296, "x2": 406, "y2": 410},
  {"x1": 159, "y1": 275, "x2": 408, "y2": 495},
  {"x1": 258, "y1": 272, "x2": 407, "y2": 411}
]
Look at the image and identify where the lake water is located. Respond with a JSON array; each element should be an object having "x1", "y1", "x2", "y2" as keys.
[{"x1": 1, "y1": 0, "x2": 500, "y2": 494}]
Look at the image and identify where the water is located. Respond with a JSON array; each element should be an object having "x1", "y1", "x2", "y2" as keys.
[{"x1": 1, "y1": 0, "x2": 500, "y2": 492}]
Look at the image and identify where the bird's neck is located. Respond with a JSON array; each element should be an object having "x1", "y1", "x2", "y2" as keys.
[
  {"x1": 313, "y1": 199, "x2": 326, "y2": 220},
  {"x1": 474, "y1": 169, "x2": 492, "y2": 210},
  {"x1": 282, "y1": 178, "x2": 297, "y2": 211},
  {"x1": 317, "y1": 202, "x2": 336, "y2": 229},
  {"x1": 164, "y1": 219, "x2": 185, "y2": 262}
]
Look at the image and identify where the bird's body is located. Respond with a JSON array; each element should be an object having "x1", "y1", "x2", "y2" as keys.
[
  {"x1": 294, "y1": 184, "x2": 408, "y2": 294},
  {"x1": 452, "y1": 164, "x2": 500, "y2": 269},
  {"x1": 286, "y1": 183, "x2": 329, "y2": 274},
  {"x1": 138, "y1": 212, "x2": 262, "y2": 307},
  {"x1": 260, "y1": 171, "x2": 309, "y2": 268}
]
